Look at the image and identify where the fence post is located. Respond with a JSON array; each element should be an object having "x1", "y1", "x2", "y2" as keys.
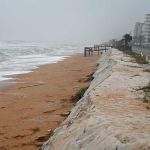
[{"x1": 84, "y1": 48, "x2": 86, "y2": 56}]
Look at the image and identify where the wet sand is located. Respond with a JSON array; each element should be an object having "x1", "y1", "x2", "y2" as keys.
[{"x1": 0, "y1": 54, "x2": 99, "y2": 150}]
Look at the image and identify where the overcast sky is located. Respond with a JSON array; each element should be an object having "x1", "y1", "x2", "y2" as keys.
[{"x1": 0, "y1": 0, "x2": 150, "y2": 43}]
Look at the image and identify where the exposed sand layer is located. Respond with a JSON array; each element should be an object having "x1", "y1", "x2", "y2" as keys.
[
  {"x1": 42, "y1": 49, "x2": 150, "y2": 150},
  {"x1": 0, "y1": 54, "x2": 99, "y2": 150}
]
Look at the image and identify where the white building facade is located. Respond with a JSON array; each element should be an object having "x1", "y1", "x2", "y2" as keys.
[
  {"x1": 134, "y1": 22, "x2": 144, "y2": 45},
  {"x1": 143, "y1": 14, "x2": 150, "y2": 46},
  {"x1": 133, "y1": 14, "x2": 150, "y2": 47}
]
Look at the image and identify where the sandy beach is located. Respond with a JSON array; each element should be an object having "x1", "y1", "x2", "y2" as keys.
[{"x1": 0, "y1": 54, "x2": 99, "y2": 150}]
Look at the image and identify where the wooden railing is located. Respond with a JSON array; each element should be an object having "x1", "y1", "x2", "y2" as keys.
[{"x1": 84, "y1": 45, "x2": 109, "y2": 56}]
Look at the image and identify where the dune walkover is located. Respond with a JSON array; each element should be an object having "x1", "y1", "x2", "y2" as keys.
[{"x1": 84, "y1": 44, "x2": 109, "y2": 56}]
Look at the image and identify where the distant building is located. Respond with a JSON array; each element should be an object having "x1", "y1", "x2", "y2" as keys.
[
  {"x1": 143, "y1": 14, "x2": 150, "y2": 46},
  {"x1": 134, "y1": 22, "x2": 144, "y2": 45}
]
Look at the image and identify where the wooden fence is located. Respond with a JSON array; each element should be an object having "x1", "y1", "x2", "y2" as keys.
[{"x1": 84, "y1": 45, "x2": 109, "y2": 56}]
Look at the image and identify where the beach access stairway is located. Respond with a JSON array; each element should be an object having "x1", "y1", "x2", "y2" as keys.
[
  {"x1": 42, "y1": 48, "x2": 150, "y2": 150},
  {"x1": 84, "y1": 45, "x2": 108, "y2": 56}
]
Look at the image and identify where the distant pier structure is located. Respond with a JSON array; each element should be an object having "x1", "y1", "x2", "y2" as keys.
[{"x1": 84, "y1": 44, "x2": 109, "y2": 56}]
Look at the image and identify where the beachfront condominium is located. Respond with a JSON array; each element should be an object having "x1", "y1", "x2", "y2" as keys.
[
  {"x1": 143, "y1": 14, "x2": 150, "y2": 46},
  {"x1": 133, "y1": 14, "x2": 150, "y2": 47},
  {"x1": 134, "y1": 22, "x2": 144, "y2": 45}
]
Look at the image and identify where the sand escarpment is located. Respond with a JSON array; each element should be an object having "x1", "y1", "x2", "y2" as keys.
[{"x1": 42, "y1": 48, "x2": 150, "y2": 150}]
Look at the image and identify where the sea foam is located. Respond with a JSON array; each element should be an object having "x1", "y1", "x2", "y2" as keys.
[{"x1": 0, "y1": 41, "x2": 83, "y2": 81}]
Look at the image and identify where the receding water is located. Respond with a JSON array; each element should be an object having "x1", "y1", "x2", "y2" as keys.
[{"x1": 0, "y1": 41, "x2": 83, "y2": 81}]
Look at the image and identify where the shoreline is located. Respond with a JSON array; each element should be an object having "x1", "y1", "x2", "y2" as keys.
[
  {"x1": 0, "y1": 56, "x2": 68, "y2": 92},
  {"x1": 0, "y1": 54, "x2": 99, "y2": 150}
]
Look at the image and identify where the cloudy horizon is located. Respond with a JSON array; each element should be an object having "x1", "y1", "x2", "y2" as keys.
[{"x1": 0, "y1": 0, "x2": 150, "y2": 44}]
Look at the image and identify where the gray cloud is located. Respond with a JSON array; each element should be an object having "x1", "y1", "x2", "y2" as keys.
[{"x1": 0, "y1": 0, "x2": 150, "y2": 43}]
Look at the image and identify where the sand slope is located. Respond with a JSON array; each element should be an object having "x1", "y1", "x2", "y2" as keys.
[{"x1": 42, "y1": 49, "x2": 150, "y2": 150}]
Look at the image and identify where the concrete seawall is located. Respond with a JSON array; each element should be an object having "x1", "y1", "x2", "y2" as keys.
[{"x1": 42, "y1": 48, "x2": 150, "y2": 150}]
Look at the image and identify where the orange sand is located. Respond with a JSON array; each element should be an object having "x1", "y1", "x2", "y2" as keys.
[{"x1": 0, "y1": 54, "x2": 99, "y2": 150}]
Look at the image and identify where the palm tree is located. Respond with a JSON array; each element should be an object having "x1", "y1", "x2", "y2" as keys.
[{"x1": 123, "y1": 34, "x2": 132, "y2": 50}]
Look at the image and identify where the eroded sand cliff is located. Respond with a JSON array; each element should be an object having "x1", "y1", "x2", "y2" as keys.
[{"x1": 42, "y1": 49, "x2": 150, "y2": 150}]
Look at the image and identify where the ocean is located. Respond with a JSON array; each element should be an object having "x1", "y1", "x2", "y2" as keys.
[{"x1": 0, "y1": 41, "x2": 83, "y2": 82}]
